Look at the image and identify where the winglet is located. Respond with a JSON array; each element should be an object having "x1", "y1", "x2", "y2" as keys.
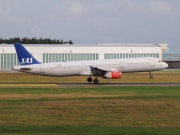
[
  {"x1": 89, "y1": 66, "x2": 93, "y2": 70},
  {"x1": 14, "y1": 43, "x2": 41, "y2": 66}
]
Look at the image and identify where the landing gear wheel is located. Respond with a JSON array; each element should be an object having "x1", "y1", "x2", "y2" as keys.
[
  {"x1": 149, "y1": 71, "x2": 153, "y2": 79},
  {"x1": 87, "y1": 77, "x2": 92, "y2": 83},
  {"x1": 93, "y1": 79, "x2": 99, "y2": 84}
]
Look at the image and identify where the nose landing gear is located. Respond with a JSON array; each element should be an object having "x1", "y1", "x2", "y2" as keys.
[{"x1": 149, "y1": 71, "x2": 153, "y2": 79}]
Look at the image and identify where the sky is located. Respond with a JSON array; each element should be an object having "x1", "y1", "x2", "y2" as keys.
[{"x1": 0, "y1": 0, "x2": 180, "y2": 51}]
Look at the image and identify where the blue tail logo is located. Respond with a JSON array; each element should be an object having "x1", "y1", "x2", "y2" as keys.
[
  {"x1": 14, "y1": 43, "x2": 41, "y2": 66},
  {"x1": 21, "y1": 58, "x2": 33, "y2": 64}
]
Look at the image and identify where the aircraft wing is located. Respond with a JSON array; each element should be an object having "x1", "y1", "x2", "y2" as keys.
[{"x1": 89, "y1": 66, "x2": 118, "y2": 76}]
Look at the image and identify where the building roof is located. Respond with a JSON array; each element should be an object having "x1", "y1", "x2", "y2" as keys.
[{"x1": 0, "y1": 43, "x2": 161, "y2": 48}]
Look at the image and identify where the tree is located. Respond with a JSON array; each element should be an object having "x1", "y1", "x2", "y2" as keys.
[
  {"x1": 0, "y1": 37, "x2": 73, "y2": 44},
  {"x1": 69, "y1": 40, "x2": 73, "y2": 44}
]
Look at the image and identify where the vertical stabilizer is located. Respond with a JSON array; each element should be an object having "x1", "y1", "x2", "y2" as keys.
[{"x1": 14, "y1": 43, "x2": 41, "y2": 66}]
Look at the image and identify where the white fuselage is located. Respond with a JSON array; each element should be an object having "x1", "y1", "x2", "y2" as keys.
[{"x1": 13, "y1": 57, "x2": 168, "y2": 77}]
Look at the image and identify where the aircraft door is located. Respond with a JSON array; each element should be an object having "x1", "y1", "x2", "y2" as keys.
[
  {"x1": 40, "y1": 65, "x2": 44, "y2": 73},
  {"x1": 150, "y1": 59, "x2": 155, "y2": 67},
  {"x1": 120, "y1": 63, "x2": 125, "y2": 68},
  {"x1": 82, "y1": 64, "x2": 86, "y2": 70}
]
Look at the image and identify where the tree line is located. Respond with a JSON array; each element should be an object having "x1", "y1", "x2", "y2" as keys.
[{"x1": 0, "y1": 37, "x2": 73, "y2": 44}]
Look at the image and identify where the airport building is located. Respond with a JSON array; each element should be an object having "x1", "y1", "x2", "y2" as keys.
[
  {"x1": 0, "y1": 43, "x2": 166, "y2": 69},
  {"x1": 163, "y1": 52, "x2": 180, "y2": 69}
]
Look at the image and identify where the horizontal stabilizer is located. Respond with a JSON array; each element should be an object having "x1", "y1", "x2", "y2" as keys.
[{"x1": 20, "y1": 68, "x2": 32, "y2": 70}]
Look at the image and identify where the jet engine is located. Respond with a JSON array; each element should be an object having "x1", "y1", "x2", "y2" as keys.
[{"x1": 102, "y1": 71, "x2": 122, "y2": 79}]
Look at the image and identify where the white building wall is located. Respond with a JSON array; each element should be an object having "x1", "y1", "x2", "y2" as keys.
[{"x1": 0, "y1": 44, "x2": 162, "y2": 69}]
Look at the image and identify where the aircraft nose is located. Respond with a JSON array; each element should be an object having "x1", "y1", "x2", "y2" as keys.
[{"x1": 163, "y1": 62, "x2": 168, "y2": 68}]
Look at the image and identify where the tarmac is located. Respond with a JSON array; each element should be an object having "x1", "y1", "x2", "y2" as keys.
[
  {"x1": 0, "y1": 83, "x2": 179, "y2": 88},
  {"x1": 57, "y1": 83, "x2": 180, "y2": 87}
]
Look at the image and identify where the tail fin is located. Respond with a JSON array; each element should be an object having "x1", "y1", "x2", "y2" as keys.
[{"x1": 14, "y1": 43, "x2": 41, "y2": 66}]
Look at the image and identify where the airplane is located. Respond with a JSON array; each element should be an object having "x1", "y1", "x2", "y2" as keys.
[{"x1": 12, "y1": 43, "x2": 168, "y2": 84}]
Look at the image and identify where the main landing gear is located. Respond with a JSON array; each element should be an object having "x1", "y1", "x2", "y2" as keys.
[
  {"x1": 87, "y1": 76, "x2": 99, "y2": 84},
  {"x1": 149, "y1": 71, "x2": 153, "y2": 79}
]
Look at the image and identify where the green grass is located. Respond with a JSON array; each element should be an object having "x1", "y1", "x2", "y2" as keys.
[
  {"x1": 0, "y1": 126, "x2": 180, "y2": 135},
  {"x1": 0, "y1": 86, "x2": 180, "y2": 134},
  {"x1": 0, "y1": 86, "x2": 179, "y2": 92}
]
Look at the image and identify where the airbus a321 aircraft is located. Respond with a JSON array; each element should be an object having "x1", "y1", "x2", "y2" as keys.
[{"x1": 12, "y1": 43, "x2": 168, "y2": 84}]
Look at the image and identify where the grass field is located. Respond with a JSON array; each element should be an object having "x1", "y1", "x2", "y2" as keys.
[{"x1": 0, "y1": 86, "x2": 180, "y2": 134}]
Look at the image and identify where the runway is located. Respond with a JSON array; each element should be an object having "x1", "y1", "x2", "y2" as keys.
[
  {"x1": 1, "y1": 83, "x2": 179, "y2": 88},
  {"x1": 58, "y1": 83, "x2": 180, "y2": 87}
]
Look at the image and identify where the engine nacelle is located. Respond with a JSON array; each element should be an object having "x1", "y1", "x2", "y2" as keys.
[{"x1": 102, "y1": 71, "x2": 122, "y2": 79}]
